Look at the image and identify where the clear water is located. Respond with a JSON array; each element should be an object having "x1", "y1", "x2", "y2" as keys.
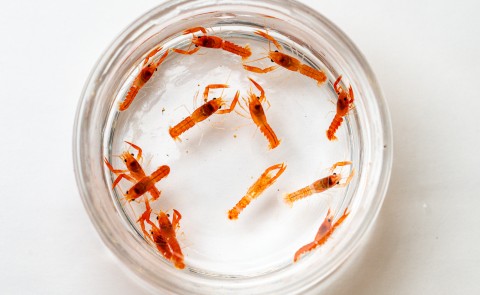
[{"x1": 104, "y1": 26, "x2": 354, "y2": 277}]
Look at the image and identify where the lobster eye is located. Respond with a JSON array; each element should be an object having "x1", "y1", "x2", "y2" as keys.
[
  {"x1": 167, "y1": 213, "x2": 170, "y2": 217},
  {"x1": 344, "y1": 97, "x2": 347, "y2": 101},
  {"x1": 333, "y1": 173, "x2": 336, "y2": 175},
  {"x1": 275, "y1": 50, "x2": 278, "y2": 52},
  {"x1": 327, "y1": 219, "x2": 331, "y2": 222},
  {"x1": 124, "y1": 159, "x2": 127, "y2": 162},
  {"x1": 337, "y1": 181, "x2": 340, "y2": 185}
]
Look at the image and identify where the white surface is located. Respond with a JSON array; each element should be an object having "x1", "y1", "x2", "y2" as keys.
[{"x1": 1, "y1": 0, "x2": 479, "y2": 294}]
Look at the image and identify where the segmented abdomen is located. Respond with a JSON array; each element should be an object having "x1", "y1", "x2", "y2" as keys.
[
  {"x1": 259, "y1": 123, "x2": 280, "y2": 149},
  {"x1": 167, "y1": 237, "x2": 185, "y2": 269},
  {"x1": 284, "y1": 185, "x2": 314, "y2": 206},
  {"x1": 151, "y1": 165, "x2": 170, "y2": 183},
  {"x1": 171, "y1": 251, "x2": 185, "y2": 269},
  {"x1": 299, "y1": 64, "x2": 327, "y2": 86},
  {"x1": 169, "y1": 116, "x2": 195, "y2": 140},
  {"x1": 294, "y1": 241, "x2": 319, "y2": 262},
  {"x1": 228, "y1": 194, "x2": 253, "y2": 220},
  {"x1": 222, "y1": 41, "x2": 252, "y2": 59},
  {"x1": 326, "y1": 114, "x2": 343, "y2": 141},
  {"x1": 120, "y1": 85, "x2": 139, "y2": 111}
]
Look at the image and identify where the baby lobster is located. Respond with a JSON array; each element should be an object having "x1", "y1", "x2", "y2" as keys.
[
  {"x1": 228, "y1": 163, "x2": 286, "y2": 220},
  {"x1": 243, "y1": 30, "x2": 327, "y2": 86},
  {"x1": 326, "y1": 75, "x2": 355, "y2": 141},
  {"x1": 124, "y1": 165, "x2": 170, "y2": 202},
  {"x1": 241, "y1": 77, "x2": 281, "y2": 149},
  {"x1": 172, "y1": 27, "x2": 251, "y2": 60},
  {"x1": 140, "y1": 205, "x2": 185, "y2": 269},
  {"x1": 169, "y1": 84, "x2": 240, "y2": 141},
  {"x1": 294, "y1": 208, "x2": 349, "y2": 262},
  {"x1": 284, "y1": 161, "x2": 354, "y2": 206},
  {"x1": 119, "y1": 46, "x2": 169, "y2": 111},
  {"x1": 104, "y1": 141, "x2": 161, "y2": 200}
]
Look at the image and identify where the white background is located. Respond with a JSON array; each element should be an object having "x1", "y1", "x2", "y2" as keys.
[{"x1": 1, "y1": 0, "x2": 479, "y2": 294}]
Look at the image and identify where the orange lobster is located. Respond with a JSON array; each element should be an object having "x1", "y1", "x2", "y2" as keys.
[
  {"x1": 228, "y1": 163, "x2": 286, "y2": 220},
  {"x1": 169, "y1": 84, "x2": 239, "y2": 141},
  {"x1": 326, "y1": 75, "x2": 355, "y2": 141},
  {"x1": 104, "y1": 141, "x2": 162, "y2": 200},
  {"x1": 241, "y1": 77, "x2": 281, "y2": 149},
  {"x1": 294, "y1": 208, "x2": 349, "y2": 262},
  {"x1": 123, "y1": 165, "x2": 170, "y2": 202},
  {"x1": 120, "y1": 46, "x2": 169, "y2": 111},
  {"x1": 137, "y1": 202, "x2": 185, "y2": 269},
  {"x1": 284, "y1": 161, "x2": 354, "y2": 206},
  {"x1": 172, "y1": 27, "x2": 251, "y2": 60},
  {"x1": 243, "y1": 30, "x2": 327, "y2": 86}
]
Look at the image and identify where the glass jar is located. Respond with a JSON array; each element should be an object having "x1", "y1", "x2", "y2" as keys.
[{"x1": 73, "y1": 0, "x2": 392, "y2": 293}]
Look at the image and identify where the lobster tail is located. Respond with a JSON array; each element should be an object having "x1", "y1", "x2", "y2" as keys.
[
  {"x1": 299, "y1": 64, "x2": 327, "y2": 86},
  {"x1": 294, "y1": 242, "x2": 319, "y2": 262},
  {"x1": 120, "y1": 85, "x2": 139, "y2": 111},
  {"x1": 151, "y1": 165, "x2": 170, "y2": 182},
  {"x1": 260, "y1": 123, "x2": 281, "y2": 149},
  {"x1": 284, "y1": 186, "x2": 313, "y2": 206},
  {"x1": 326, "y1": 115, "x2": 343, "y2": 141},
  {"x1": 172, "y1": 252, "x2": 186, "y2": 269},
  {"x1": 167, "y1": 237, "x2": 185, "y2": 269},
  {"x1": 228, "y1": 195, "x2": 252, "y2": 220},
  {"x1": 222, "y1": 40, "x2": 252, "y2": 59},
  {"x1": 242, "y1": 44, "x2": 252, "y2": 60},
  {"x1": 169, "y1": 117, "x2": 195, "y2": 141}
]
